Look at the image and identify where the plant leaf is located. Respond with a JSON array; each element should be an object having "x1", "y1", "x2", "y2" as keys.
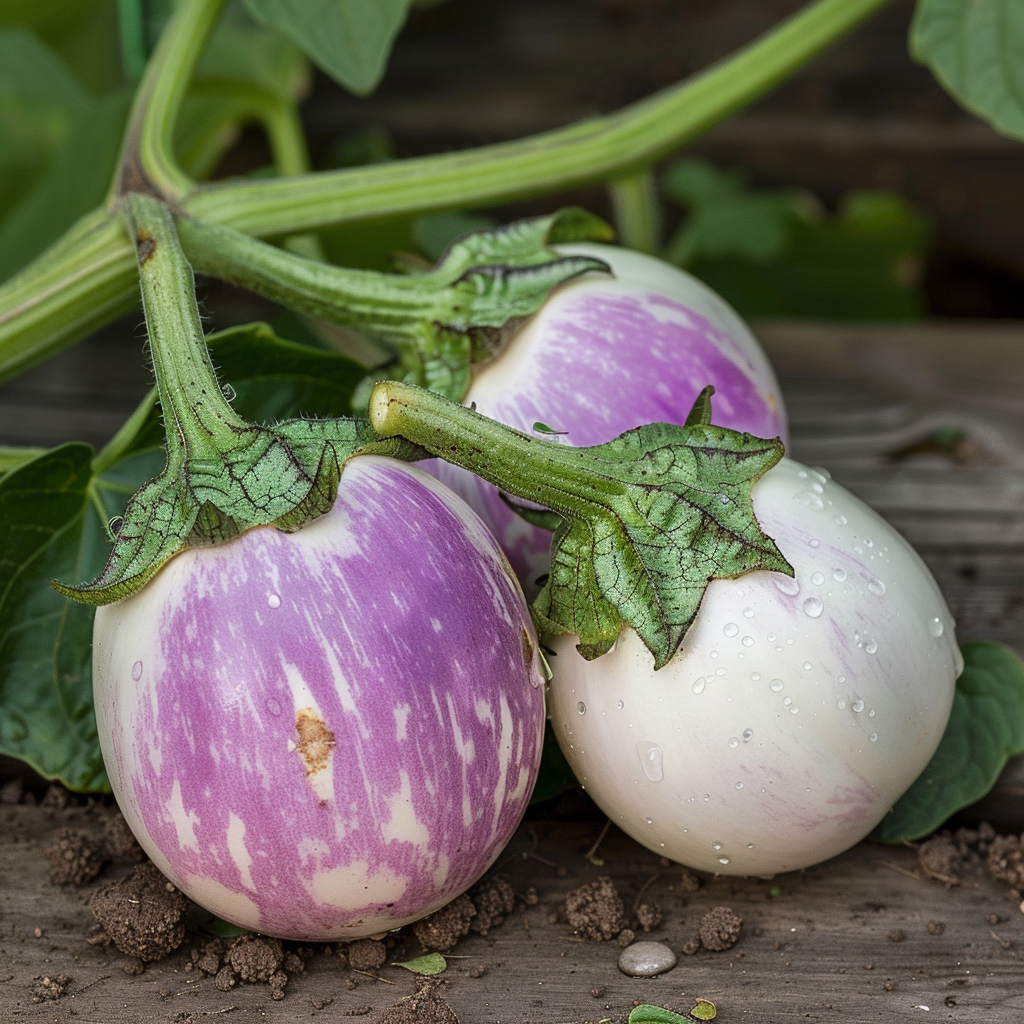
[
  {"x1": 663, "y1": 159, "x2": 929, "y2": 321},
  {"x1": 393, "y1": 953, "x2": 447, "y2": 975},
  {"x1": 0, "y1": 29, "x2": 90, "y2": 223},
  {"x1": 241, "y1": 0, "x2": 413, "y2": 96},
  {"x1": 691, "y1": 998, "x2": 717, "y2": 1021},
  {"x1": 911, "y1": 0, "x2": 1024, "y2": 142},
  {"x1": 530, "y1": 723, "x2": 580, "y2": 804},
  {"x1": 0, "y1": 444, "x2": 119, "y2": 791},
  {"x1": 0, "y1": 31, "x2": 130, "y2": 283},
  {"x1": 628, "y1": 1006, "x2": 692, "y2": 1024},
  {"x1": 870, "y1": 641, "x2": 1024, "y2": 843},
  {"x1": 532, "y1": 422, "x2": 790, "y2": 669},
  {"x1": 0, "y1": 323, "x2": 374, "y2": 790}
]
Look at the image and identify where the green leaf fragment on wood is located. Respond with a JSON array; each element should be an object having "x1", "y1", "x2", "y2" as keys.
[
  {"x1": 393, "y1": 953, "x2": 447, "y2": 975},
  {"x1": 691, "y1": 998, "x2": 717, "y2": 1021},
  {"x1": 870, "y1": 641, "x2": 1024, "y2": 843},
  {"x1": 628, "y1": 1005, "x2": 693, "y2": 1024},
  {"x1": 911, "y1": 0, "x2": 1024, "y2": 142}
]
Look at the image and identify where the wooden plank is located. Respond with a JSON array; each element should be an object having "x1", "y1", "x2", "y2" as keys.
[{"x1": 2, "y1": 805, "x2": 1024, "y2": 1023}]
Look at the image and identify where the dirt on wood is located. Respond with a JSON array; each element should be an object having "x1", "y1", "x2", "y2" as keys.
[{"x1": 6, "y1": 780, "x2": 1024, "y2": 1022}]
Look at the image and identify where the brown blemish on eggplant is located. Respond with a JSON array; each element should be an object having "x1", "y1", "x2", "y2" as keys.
[
  {"x1": 295, "y1": 708, "x2": 335, "y2": 775},
  {"x1": 520, "y1": 625, "x2": 535, "y2": 672},
  {"x1": 136, "y1": 231, "x2": 156, "y2": 265}
]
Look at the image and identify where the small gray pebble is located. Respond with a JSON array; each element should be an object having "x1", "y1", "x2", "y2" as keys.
[{"x1": 617, "y1": 940, "x2": 678, "y2": 977}]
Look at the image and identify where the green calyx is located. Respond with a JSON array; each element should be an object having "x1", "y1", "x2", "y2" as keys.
[
  {"x1": 369, "y1": 381, "x2": 792, "y2": 670},
  {"x1": 178, "y1": 207, "x2": 613, "y2": 403},
  {"x1": 51, "y1": 194, "x2": 418, "y2": 606}
]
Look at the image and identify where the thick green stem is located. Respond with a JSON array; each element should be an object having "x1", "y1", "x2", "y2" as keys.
[
  {"x1": 0, "y1": 0, "x2": 892, "y2": 382},
  {"x1": 178, "y1": 216, "x2": 450, "y2": 344},
  {"x1": 123, "y1": 194, "x2": 245, "y2": 464},
  {"x1": 0, "y1": 212, "x2": 137, "y2": 383},
  {"x1": 189, "y1": 0, "x2": 891, "y2": 238},
  {"x1": 113, "y1": 0, "x2": 227, "y2": 199},
  {"x1": 608, "y1": 170, "x2": 661, "y2": 254},
  {"x1": 369, "y1": 381, "x2": 622, "y2": 516}
]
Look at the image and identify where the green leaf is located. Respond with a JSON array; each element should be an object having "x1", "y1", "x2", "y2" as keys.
[
  {"x1": 0, "y1": 444, "x2": 120, "y2": 791},
  {"x1": 209, "y1": 322, "x2": 368, "y2": 423},
  {"x1": 663, "y1": 158, "x2": 804, "y2": 267},
  {"x1": 414, "y1": 211, "x2": 499, "y2": 263},
  {"x1": 241, "y1": 0, "x2": 413, "y2": 96},
  {"x1": 663, "y1": 159, "x2": 930, "y2": 321},
  {"x1": 532, "y1": 421, "x2": 790, "y2": 668},
  {"x1": 0, "y1": 80, "x2": 130, "y2": 283},
  {"x1": 691, "y1": 999, "x2": 717, "y2": 1022},
  {"x1": 870, "y1": 641, "x2": 1024, "y2": 843},
  {"x1": 0, "y1": 29, "x2": 90, "y2": 222},
  {"x1": 0, "y1": 2, "x2": 122, "y2": 96},
  {"x1": 393, "y1": 953, "x2": 447, "y2": 975},
  {"x1": 0, "y1": 323, "x2": 375, "y2": 790},
  {"x1": 911, "y1": 0, "x2": 1024, "y2": 142},
  {"x1": 0, "y1": 30, "x2": 131, "y2": 283},
  {"x1": 197, "y1": 21, "x2": 308, "y2": 103},
  {"x1": 530, "y1": 722, "x2": 580, "y2": 804},
  {"x1": 202, "y1": 917, "x2": 250, "y2": 938},
  {"x1": 369, "y1": 382, "x2": 790, "y2": 670},
  {"x1": 628, "y1": 1006, "x2": 693, "y2": 1024}
]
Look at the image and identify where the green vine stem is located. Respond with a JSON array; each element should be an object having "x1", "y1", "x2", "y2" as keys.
[
  {"x1": 52, "y1": 193, "x2": 418, "y2": 604},
  {"x1": 113, "y1": 0, "x2": 227, "y2": 199},
  {"x1": 190, "y1": 0, "x2": 891, "y2": 238},
  {"x1": 124, "y1": 193, "x2": 248, "y2": 463},
  {"x1": 0, "y1": 0, "x2": 892, "y2": 383},
  {"x1": 175, "y1": 212, "x2": 607, "y2": 398},
  {"x1": 608, "y1": 169, "x2": 661, "y2": 254},
  {"x1": 368, "y1": 380, "x2": 790, "y2": 668}
]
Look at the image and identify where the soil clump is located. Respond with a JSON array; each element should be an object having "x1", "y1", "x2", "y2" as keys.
[
  {"x1": 89, "y1": 862, "x2": 189, "y2": 961},
  {"x1": 564, "y1": 876, "x2": 628, "y2": 941},
  {"x1": 379, "y1": 977, "x2": 460, "y2": 1024}
]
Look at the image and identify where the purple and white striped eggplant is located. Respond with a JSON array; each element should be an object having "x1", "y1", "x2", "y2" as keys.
[
  {"x1": 93, "y1": 456, "x2": 545, "y2": 940},
  {"x1": 429, "y1": 243, "x2": 788, "y2": 592}
]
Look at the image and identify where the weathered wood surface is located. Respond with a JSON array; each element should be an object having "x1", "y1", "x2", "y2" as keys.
[{"x1": 3, "y1": 804, "x2": 1024, "y2": 1023}]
